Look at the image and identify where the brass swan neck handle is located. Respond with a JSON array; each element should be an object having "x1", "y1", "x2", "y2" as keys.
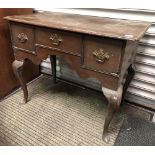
[{"x1": 92, "y1": 48, "x2": 110, "y2": 63}]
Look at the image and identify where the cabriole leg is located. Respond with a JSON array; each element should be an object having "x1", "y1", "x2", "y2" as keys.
[
  {"x1": 102, "y1": 85, "x2": 123, "y2": 143},
  {"x1": 12, "y1": 59, "x2": 28, "y2": 104}
]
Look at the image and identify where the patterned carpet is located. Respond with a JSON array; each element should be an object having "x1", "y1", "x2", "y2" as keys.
[{"x1": 0, "y1": 75, "x2": 124, "y2": 146}]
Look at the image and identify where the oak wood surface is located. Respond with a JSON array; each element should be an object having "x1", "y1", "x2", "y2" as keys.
[
  {"x1": 83, "y1": 35, "x2": 124, "y2": 74},
  {"x1": 5, "y1": 11, "x2": 151, "y2": 41},
  {"x1": 35, "y1": 26, "x2": 82, "y2": 55},
  {"x1": 11, "y1": 22, "x2": 35, "y2": 51}
]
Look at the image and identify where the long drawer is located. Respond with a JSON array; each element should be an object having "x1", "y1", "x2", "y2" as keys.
[{"x1": 35, "y1": 27, "x2": 82, "y2": 56}]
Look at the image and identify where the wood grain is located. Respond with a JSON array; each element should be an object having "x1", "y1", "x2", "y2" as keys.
[{"x1": 5, "y1": 12, "x2": 151, "y2": 41}]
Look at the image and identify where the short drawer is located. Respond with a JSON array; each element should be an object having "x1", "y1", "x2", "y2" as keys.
[
  {"x1": 83, "y1": 36, "x2": 124, "y2": 75},
  {"x1": 35, "y1": 28, "x2": 82, "y2": 55},
  {"x1": 11, "y1": 23, "x2": 34, "y2": 51}
]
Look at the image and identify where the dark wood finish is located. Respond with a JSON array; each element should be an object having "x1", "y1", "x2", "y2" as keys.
[
  {"x1": 121, "y1": 64, "x2": 136, "y2": 105},
  {"x1": 5, "y1": 12, "x2": 150, "y2": 142},
  {"x1": 12, "y1": 60, "x2": 28, "y2": 103},
  {"x1": 0, "y1": 9, "x2": 40, "y2": 100},
  {"x1": 11, "y1": 23, "x2": 35, "y2": 51},
  {"x1": 35, "y1": 27, "x2": 82, "y2": 55},
  {"x1": 5, "y1": 12, "x2": 150, "y2": 41},
  {"x1": 102, "y1": 85, "x2": 123, "y2": 143},
  {"x1": 83, "y1": 35, "x2": 124, "y2": 74},
  {"x1": 102, "y1": 64, "x2": 135, "y2": 143},
  {"x1": 28, "y1": 47, "x2": 120, "y2": 90},
  {"x1": 50, "y1": 55, "x2": 57, "y2": 84}
]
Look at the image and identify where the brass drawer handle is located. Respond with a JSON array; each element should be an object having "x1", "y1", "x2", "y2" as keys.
[
  {"x1": 49, "y1": 33, "x2": 63, "y2": 46},
  {"x1": 17, "y1": 33, "x2": 28, "y2": 43},
  {"x1": 92, "y1": 48, "x2": 110, "y2": 63}
]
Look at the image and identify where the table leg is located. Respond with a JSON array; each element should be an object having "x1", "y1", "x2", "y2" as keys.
[
  {"x1": 12, "y1": 59, "x2": 28, "y2": 104},
  {"x1": 50, "y1": 55, "x2": 57, "y2": 84},
  {"x1": 102, "y1": 64, "x2": 135, "y2": 143},
  {"x1": 121, "y1": 64, "x2": 135, "y2": 104},
  {"x1": 102, "y1": 85, "x2": 123, "y2": 143}
]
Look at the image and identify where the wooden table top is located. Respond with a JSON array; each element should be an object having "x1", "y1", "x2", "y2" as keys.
[{"x1": 5, "y1": 11, "x2": 151, "y2": 41}]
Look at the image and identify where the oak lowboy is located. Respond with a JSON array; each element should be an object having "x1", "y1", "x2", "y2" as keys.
[{"x1": 5, "y1": 12, "x2": 150, "y2": 142}]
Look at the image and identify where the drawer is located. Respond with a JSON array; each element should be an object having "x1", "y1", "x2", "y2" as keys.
[
  {"x1": 35, "y1": 28, "x2": 82, "y2": 55},
  {"x1": 11, "y1": 23, "x2": 34, "y2": 51},
  {"x1": 83, "y1": 36, "x2": 124, "y2": 74}
]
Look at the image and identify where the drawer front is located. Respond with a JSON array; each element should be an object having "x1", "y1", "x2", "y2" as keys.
[
  {"x1": 11, "y1": 23, "x2": 34, "y2": 51},
  {"x1": 35, "y1": 28, "x2": 82, "y2": 55},
  {"x1": 83, "y1": 36, "x2": 124, "y2": 74}
]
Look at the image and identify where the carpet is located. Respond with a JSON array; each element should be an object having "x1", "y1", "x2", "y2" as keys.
[{"x1": 0, "y1": 75, "x2": 123, "y2": 146}]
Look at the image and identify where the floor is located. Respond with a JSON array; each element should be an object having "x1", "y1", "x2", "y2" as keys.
[{"x1": 0, "y1": 75, "x2": 153, "y2": 146}]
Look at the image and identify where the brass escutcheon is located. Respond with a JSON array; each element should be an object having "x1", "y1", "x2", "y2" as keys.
[
  {"x1": 49, "y1": 33, "x2": 63, "y2": 46},
  {"x1": 17, "y1": 33, "x2": 28, "y2": 43},
  {"x1": 92, "y1": 48, "x2": 110, "y2": 63}
]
